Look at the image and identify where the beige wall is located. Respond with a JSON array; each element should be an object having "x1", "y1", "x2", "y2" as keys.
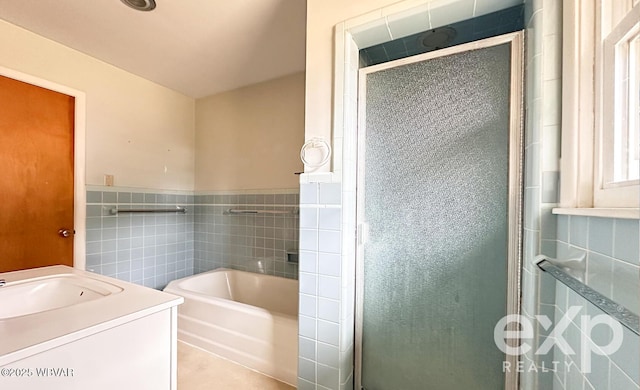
[
  {"x1": 195, "y1": 72, "x2": 305, "y2": 191},
  {"x1": 0, "y1": 20, "x2": 196, "y2": 191},
  {"x1": 304, "y1": 0, "x2": 398, "y2": 165}
]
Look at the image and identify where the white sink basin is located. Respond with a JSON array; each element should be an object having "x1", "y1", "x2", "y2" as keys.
[{"x1": 0, "y1": 274, "x2": 123, "y2": 319}]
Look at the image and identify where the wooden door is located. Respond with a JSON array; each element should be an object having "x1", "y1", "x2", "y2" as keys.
[{"x1": 0, "y1": 75, "x2": 75, "y2": 273}]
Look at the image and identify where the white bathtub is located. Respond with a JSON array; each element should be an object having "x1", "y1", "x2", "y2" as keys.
[{"x1": 163, "y1": 268, "x2": 298, "y2": 385}]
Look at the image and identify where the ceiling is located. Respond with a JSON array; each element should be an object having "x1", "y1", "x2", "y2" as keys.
[{"x1": 0, "y1": 0, "x2": 307, "y2": 98}]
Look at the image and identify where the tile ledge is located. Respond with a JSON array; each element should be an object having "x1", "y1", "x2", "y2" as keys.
[
  {"x1": 552, "y1": 208, "x2": 640, "y2": 220},
  {"x1": 299, "y1": 172, "x2": 340, "y2": 184}
]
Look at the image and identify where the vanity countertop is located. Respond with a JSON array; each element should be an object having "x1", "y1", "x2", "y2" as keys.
[{"x1": 0, "y1": 265, "x2": 183, "y2": 366}]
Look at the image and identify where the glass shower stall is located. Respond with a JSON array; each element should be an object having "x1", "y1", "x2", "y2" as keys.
[{"x1": 355, "y1": 32, "x2": 524, "y2": 390}]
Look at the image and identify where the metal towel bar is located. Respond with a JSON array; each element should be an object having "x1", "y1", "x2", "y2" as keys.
[
  {"x1": 536, "y1": 257, "x2": 639, "y2": 336},
  {"x1": 225, "y1": 208, "x2": 297, "y2": 215},
  {"x1": 109, "y1": 207, "x2": 187, "y2": 215}
]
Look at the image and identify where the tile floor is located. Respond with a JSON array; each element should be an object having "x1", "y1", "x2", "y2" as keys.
[{"x1": 177, "y1": 341, "x2": 296, "y2": 390}]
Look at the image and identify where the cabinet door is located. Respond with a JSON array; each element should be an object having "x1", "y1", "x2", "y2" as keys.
[{"x1": 0, "y1": 310, "x2": 174, "y2": 390}]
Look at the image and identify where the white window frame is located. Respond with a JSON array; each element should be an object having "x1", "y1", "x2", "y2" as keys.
[{"x1": 559, "y1": 0, "x2": 640, "y2": 216}]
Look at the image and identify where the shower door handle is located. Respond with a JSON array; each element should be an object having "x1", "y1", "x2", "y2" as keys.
[{"x1": 357, "y1": 223, "x2": 369, "y2": 245}]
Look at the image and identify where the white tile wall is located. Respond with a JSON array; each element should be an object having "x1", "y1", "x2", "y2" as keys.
[
  {"x1": 349, "y1": 0, "x2": 525, "y2": 49},
  {"x1": 318, "y1": 231, "x2": 341, "y2": 254},
  {"x1": 319, "y1": 276, "x2": 341, "y2": 300},
  {"x1": 349, "y1": 18, "x2": 393, "y2": 48},
  {"x1": 386, "y1": 5, "x2": 430, "y2": 38},
  {"x1": 428, "y1": 0, "x2": 475, "y2": 27},
  {"x1": 520, "y1": 1, "x2": 640, "y2": 390},
  {"x1": 520, "y1": 0, "x2": 563, "y2": 388},
  {"x1": 319, "y1": 253, "x2": 341, "y2": 277},
  {"x1": 552, "y1": 268, "x2": 640, "y2": 390},
  {"x1": 311, "y1": 0, "x2": 532, "y2": 389},
  {"x1": 319, "y1": 298, "x2": 341, "y2": 323},
  {"x1": 299, "y1": 182, "x2": 348, "y2": 389},
  {"x1": 317, "y1": 320, "x2": 340, "y2": 345}
]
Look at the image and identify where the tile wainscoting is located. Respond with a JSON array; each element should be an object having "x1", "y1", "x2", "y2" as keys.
[
  {"x1": 86, "y1": 188, "x2": 299, "y2": 289},
  {"x1": 193, "y1": 191, "x2": 300, "y2": 280},
  {"x1": 85, "y1": 189, "x2": 195, "y2": 289}
]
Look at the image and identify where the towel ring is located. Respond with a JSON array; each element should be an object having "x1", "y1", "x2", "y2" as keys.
[{"x1": 300, "y1": 137, "x2": 331, "y2": 168}]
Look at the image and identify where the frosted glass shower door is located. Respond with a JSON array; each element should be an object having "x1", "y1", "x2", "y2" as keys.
[{"x1": 356, "y1": 33, "x2": 523, "y2": 390}]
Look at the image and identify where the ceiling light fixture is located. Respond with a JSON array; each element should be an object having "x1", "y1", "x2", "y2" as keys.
[
  {"x1": 418, "y1": 27, "x2": 457, "y2": 48},
  {"x1": 121, "y1": 0, "x2": 156, "y2": 12}
]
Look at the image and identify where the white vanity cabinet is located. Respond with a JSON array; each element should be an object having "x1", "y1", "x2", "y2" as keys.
[{"x1": 0, "y1": 266, "x2": 183, "y2": 390}]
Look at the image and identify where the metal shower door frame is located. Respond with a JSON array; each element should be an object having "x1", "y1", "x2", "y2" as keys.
[{"x1": 354, "y1": 31, "x2": 524, "y2": 390}]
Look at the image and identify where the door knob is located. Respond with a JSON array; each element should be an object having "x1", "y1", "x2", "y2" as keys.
[{"x1": 58, "y1": 229, "x2": 74, "y2": 238}]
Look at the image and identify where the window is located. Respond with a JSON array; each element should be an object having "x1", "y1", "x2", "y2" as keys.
[
  {"x1": 601, "y1": 1, "x2": 640, "y2": 188},
  {"x1": 618, "y1": 31, "x2": 640, "y2": 182},
  {"x1": 595, "y1": 0, "x2": 640, "y2": 207},
  {"x1": 560, "y1": 0, "x2": 640, "y2": 212},
  {"x1": 604, "y1": 23, "x2": 639, "y2": 185}
]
